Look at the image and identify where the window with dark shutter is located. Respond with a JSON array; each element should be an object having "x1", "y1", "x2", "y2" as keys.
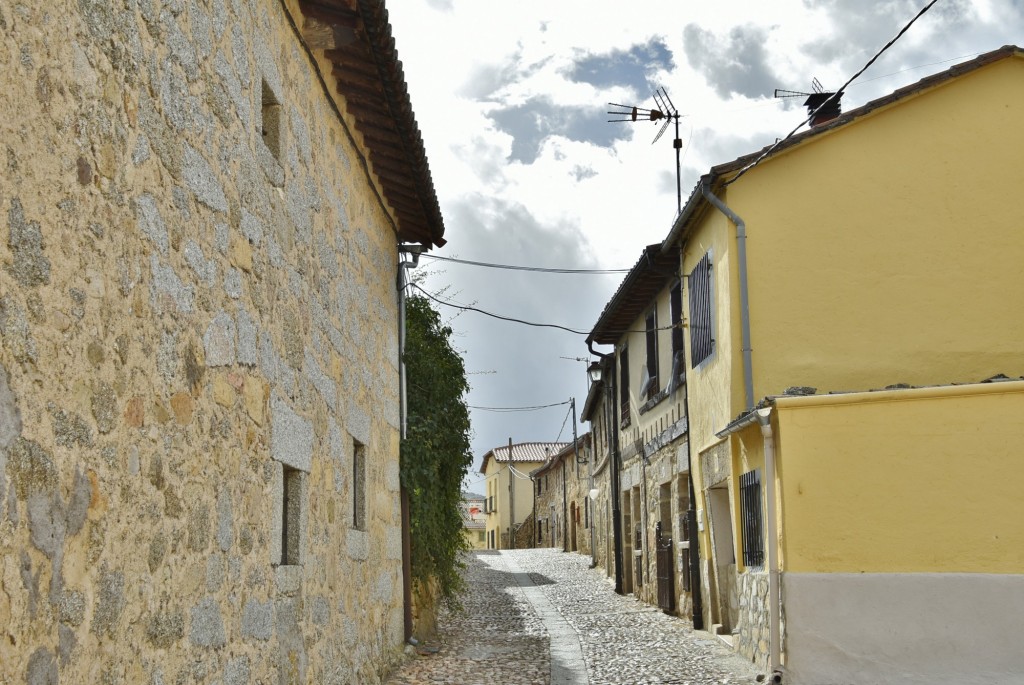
[
  {"x1": 619, "y1": 347, "x2": 630, "y2": 425},
  {"x1": 642, "y1": 310, "x2": 659, "y2": 399},
  {"x1": 688, "y1": 251, "x2": 714, "y2": 366},
  {"x1": 669, "y1": 280, "x2": 686, "y2": 392}
]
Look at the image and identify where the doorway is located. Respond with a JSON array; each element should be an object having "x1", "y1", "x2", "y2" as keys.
[{"x1": 707, "y1": 483, "x2": 737, "y2": 634}]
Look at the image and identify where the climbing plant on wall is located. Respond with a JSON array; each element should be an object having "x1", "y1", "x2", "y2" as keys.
[{"x1": 401, "y1": 294, "x2": 473, "y2": 606}]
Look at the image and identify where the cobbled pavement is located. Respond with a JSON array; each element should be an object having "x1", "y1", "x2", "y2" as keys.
[{"x1": 385, "y1": 549, "x2": 762, "y2": 685}]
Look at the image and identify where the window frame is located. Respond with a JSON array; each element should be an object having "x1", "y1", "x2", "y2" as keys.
[
  {"x1": 739, "y1": 469, "x2": 765, "y2": 568},
  {"x1": 642, "y1": 308, "x2": 659, "y2": 400},
  {"x1": 619, "y1": 346, "x2": 630, "y2": 427},
  {"x1": 687, "y1": 250, "x2": 715, "y2": 368},
  {"x1": 353, "y1": 439, "x2": 367, "y2": 531}
]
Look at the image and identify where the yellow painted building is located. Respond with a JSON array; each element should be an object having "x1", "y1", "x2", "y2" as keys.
[
  {"x1": 723, "y1": 381, "x2": 1024, "y2": 684},
  {"x1": 663, "y1": 46, "x2": 1024, "y2": 681},
  {"x1": 479, "y1": 443, "x2": 566, "y2": 549}
]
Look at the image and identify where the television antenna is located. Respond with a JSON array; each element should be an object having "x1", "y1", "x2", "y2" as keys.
[
  {"x1": 608, "y1": 86, "x2": 685, "y2": 214},
  {"x1": 774, "y1": 78, "x2": 843, "y2": 126}
]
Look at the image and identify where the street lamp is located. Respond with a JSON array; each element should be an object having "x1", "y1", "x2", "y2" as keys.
[{"x1": 587, "y1": 362, "x2": 602, "y2": 385}]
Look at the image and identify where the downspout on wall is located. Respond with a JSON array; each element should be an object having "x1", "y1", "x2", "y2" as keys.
[
  {"x1": 700, "y1": 183, "x2": 755, "y2": 411},
  {"x1": 757, "y1": 407, "x2": 783, "y2": 683},
  {"x1": 716, "y1": 409, "x2": 782, "y2": 682},
  {"x1": 397, "y1": 244, "x2": 421, "y2": 642}
]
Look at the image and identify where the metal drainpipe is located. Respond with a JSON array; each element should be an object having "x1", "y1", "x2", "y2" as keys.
[
  {"x1": 701, "y1": 183, "x2": 755, "y2": 411},
  {"x1": 396, "y1": 246, "x2": 420, "y2": 643},
  {"x1": 397, "y1": 249, "x2": 421, "y2": 439},
  {"x1": 561, "y1": 454, "x2": 569, "y2": 552},
  {"x1": 589, "y1": 341, "x2": 625, "y2": 594},
  {"x1": 756, "y1": 407, "x2": 783, "y2": 682}
]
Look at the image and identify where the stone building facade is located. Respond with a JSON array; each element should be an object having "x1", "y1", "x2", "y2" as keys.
[
  {"x1": 0, "y1": 0, "x2": 444, "y2": 683},
  {"x1": 529, "y1": 436, "x2": 591, "y2": 554}
]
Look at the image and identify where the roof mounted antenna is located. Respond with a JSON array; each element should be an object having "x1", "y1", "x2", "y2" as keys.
[
  {"x1": 608, "y1": 86, "x2": 684, "y2": 214},
  {"x1": 774, "y1": 78, "x2": 844, "y2": 127}
]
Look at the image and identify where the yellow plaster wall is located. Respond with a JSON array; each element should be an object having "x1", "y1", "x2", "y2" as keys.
[
  {"x1": 775, "y1": 382, "x2": 1024, "y2": 574},
  {"x1": 680, "y1": 209, "x2": 747, "y2": 454},
  {"x1": 727, "y1": 56, "x2": 1024, "y2": 398}
]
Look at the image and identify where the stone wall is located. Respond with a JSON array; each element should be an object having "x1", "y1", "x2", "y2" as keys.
[
  {"x1": 0, "y1": 0, "x2": 406, "y2": 682},
  {"x1": 534, "y1": 465, "x2": 561, "y2": 548},
  {"x1": 513, "y1": 511, "x2": 535, "y2": 550},
  {"x1": 736, "y1": 570, "x2": 772, "y2": 671}
]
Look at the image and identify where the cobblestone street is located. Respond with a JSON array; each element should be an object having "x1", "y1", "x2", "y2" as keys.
[{"x1": 386, "y1": 549, "x2": 761, "y2": 685}]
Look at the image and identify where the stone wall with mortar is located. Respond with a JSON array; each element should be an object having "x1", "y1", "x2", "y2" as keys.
[
  {"x1": 736, "y1": 570, "x2": 772, "y2": 671},
  {"x1": 0, "y1": 0, "x2": 407, "y2": 682}
]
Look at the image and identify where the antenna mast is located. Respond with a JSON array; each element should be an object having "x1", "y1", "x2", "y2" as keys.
[{"x1": 607, "y1": 86, "x2": 684, "y2": 215}]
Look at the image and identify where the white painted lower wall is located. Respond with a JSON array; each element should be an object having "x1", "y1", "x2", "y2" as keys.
[{"x1": 782, "y1": 573, "x2": 1024, "y2": 685}]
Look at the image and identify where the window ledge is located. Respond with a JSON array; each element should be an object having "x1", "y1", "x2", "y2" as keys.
[
  {"x1": 638, "y1": 389, "x2": 669, "y2": 415},
  {"x1": 274, "y1": 564, "x2": 302, "y2": 595},
  {"x1": 347, "y1": 530, "x2": 369, "y2": 561}
]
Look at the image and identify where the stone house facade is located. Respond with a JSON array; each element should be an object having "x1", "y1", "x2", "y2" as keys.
[
  {"x1": 585, "y1": 244, "x2": 697, "y2": 621},
  {"x1": 530, "y1": 434, "x2": 593, "y2": 556},
  {"x1": 580, "y1": 366, "x2": 616, "y2": 582},
  {"x1": 0, "y1": 0, "x2": 444, "y2": 683}
]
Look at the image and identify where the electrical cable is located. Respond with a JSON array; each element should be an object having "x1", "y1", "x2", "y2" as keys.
[
  {"x1": 725, "y1": 0, "x2": 940, "y2": 186},
  {"x1": 469, "y1": 400, "x2": 571, "y2": 412},
  {"x1": 420, "y1": 254, "x2": 630, "y2": 274},
  {"x1": 553, "y1": 403, "x2": 573, "y2": 443},
  {"x1": 508, "y1": 464, "x2": 537, "y2": 481},
  {"x1": 410, "y1": 283, "x2": 680, "y2": 337}
]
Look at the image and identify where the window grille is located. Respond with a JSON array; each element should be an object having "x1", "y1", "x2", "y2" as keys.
[
  {"x1": 688, "y1": 251, "x2": 714, "y2": 366},
  {"x1": 739, "y1": 469, "x2": 765, "y2": 567}
]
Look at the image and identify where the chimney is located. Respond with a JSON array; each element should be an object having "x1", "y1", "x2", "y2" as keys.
[{"x1": 803, "y1": 91, "x2": 843, "y2": 127}]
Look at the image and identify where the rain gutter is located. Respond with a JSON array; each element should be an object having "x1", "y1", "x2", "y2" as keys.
[{"x1": 701, "y1": 183, "x2": 755, "y2": 411}]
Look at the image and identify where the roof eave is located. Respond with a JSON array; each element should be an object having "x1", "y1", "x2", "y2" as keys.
[{"x1": 294, "y1": 0, "x2": 446, "y2": 248}]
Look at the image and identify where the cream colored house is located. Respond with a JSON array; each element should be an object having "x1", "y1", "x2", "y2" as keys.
[
  {"x1": 480, "y1": 442, "x2": 566, "y2": 549},
  {"x1": 0, "y1": 0, "x2": 444, "y2": 682},
  {"x1": 587, "y1": 245, "x2": 698, "y2": 620}
]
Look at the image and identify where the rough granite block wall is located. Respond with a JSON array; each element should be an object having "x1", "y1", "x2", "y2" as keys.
[{"x1": 0, "y1": 0, "x2": 405, "y2": 683}]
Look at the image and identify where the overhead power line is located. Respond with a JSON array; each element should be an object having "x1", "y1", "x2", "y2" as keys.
[
  {"x1": 412, "y1": 284, "x2": 590, "y2": 334},
  {"x1": 469, "y1": 401, "x2": 571, "y2": 413},
  {"x1": 410, "y1": 283, "x2": 680, "y2": 337},
  {"x1": 726, "y1": 0, "x2": 940, "y2": 185},
  {"x1": 421, "y1": 254, "x2": 630, "y2": 274}
]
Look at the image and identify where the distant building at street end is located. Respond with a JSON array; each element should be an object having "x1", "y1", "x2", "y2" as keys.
[
  {"x1": 530, "y1": 434, "x2": 592, "y2": 554},
  {"x1": 461, "y1": 491, "x2": 487, "y2": 550},
  {"x1": 479, "y1": 442, "x2": 567, "y2": 549}
]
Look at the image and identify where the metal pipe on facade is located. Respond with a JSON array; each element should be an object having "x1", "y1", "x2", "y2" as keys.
[
  {"x1": 561, "y1": 451, "x2": 569, "y2": 552},
  {"x1": 756, "y1": 407, "x2": 783, "y2": 681},
  {"x1": 700, "y1": 183, "x2": 755, "y2": 411},
  {"x1": 396, "y1": 245, "x2": 421, "y2": 642}
]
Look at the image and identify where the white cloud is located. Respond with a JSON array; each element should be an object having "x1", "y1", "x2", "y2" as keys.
[{"x1": 389, "y1": 0, "x2": 1018, "y2": 464}]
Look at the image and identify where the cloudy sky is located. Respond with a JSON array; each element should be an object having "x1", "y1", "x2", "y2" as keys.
[{"x1": 386, "y1": 0, "x2": 1021, "y2": 488}]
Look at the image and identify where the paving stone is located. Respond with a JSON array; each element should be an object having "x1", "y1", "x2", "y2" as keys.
[{"x1": 385, "y1": 549, "x2": 760, "y2": 685}]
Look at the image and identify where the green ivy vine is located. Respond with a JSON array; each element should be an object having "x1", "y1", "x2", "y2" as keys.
[{"x1": 401, "y1": 294, "x2": 473, "y2": 607}]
